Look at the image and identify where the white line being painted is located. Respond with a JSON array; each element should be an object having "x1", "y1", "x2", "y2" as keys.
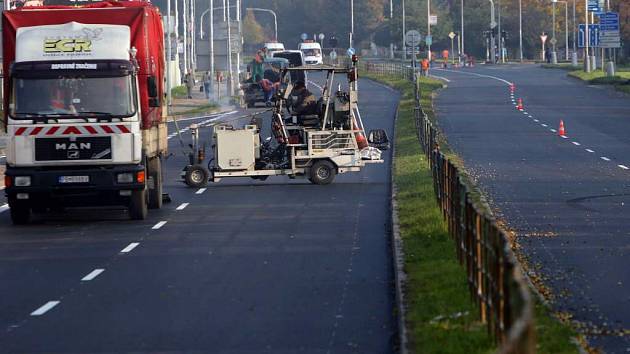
[
  {"x1": 619, "y1": 165, "x2": 629, "y2": 170},
  {"x1": 434, "y1": 68, "x2": 513, "y2": 85},
  {"x1": 81, "y1": 269, "x2": 105, "y2": 281},
  {"x1": 196, "y1": 188, "x2": 207, "y2": 195},
  {"x1": 31, "y1": 301, "x2": 60, "y2": 316},
  {"x1": 586, "y1": 149, "x2": 595, "y2": 153},
  {"x1": 176, "y1": 203, "x2": 189, "y2": 211},
  {"x1": 572, "y1": 142, "x2": 581, "y2": 146},
  {"x1": 429, "y1": 74, "x2": 451, "y2": 83},
  {"x1": 601, "y1": 157, "x2": 611, "y2": 162},
  {"x1": 0, "y1": 204, "x2": 8, "y2": 213},
  {"x1": 152, "y1": 221, "x2": 167, "y2": 230},
  {"x1": 120, "y1": 242, "x2": 140, "y2": 253}
]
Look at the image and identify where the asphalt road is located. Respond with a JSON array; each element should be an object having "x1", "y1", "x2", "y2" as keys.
[
  {"x1": 0, "y1": 76, "x2": 399, "y2": 353},
  {"x1": 433, "y1": 64, "x2": 630, "y2": 353}
]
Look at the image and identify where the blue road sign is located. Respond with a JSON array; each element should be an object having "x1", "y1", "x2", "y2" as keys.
[
  {"x1": 599, "y1": 12, "x2": 619, "y2": 31},
  {"x1": 578, "y1": 24, "x2": 600, "y2": 48},
  {"x1": 587, "y1": 0, "x2": 602, "y2": 12}
]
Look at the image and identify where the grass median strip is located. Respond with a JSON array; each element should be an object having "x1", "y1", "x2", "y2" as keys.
[{"x1": 362, "y1": 72, "x2": 578, "y2": 353}]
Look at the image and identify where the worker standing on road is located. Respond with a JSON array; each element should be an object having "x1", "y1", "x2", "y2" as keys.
[
  {"x1": 421, "y1": 58, "x2": 430, "y2": 77},
  {"x1": 184, "y1": 71, "x2": 195, "y2": 99}
]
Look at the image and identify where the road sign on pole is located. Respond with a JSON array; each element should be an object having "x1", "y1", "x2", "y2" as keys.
[
  {"x1": 578, "y1": 24, "x2": 600, "y2": 48},
  {"x1": 405, "y1": 30, "x2": 422, "y2": 47},
  {"x1": 429, "y1": 15, "x2": 437, "y2": 26},
  {"x1": 587, "y1": 0, "x2": 600, "y2": 12},
  {"x1": 598, "y1": 12, "x2": 620, "y2": 48},
  {"x1": 425, "y1": 35, "x2": 432, "y2": 46}
]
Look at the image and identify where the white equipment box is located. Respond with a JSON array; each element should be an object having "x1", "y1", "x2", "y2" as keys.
[{"x1": 214, "y1": 125, "x2": 258, "y2": 171}]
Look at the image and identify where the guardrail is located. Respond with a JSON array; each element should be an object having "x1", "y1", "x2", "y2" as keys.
[{"x1": 361, "y1": 61, "x2": 535, "y2": 354}]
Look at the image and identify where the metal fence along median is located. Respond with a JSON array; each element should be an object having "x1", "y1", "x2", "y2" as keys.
[{"x1": 362, "y1": 61, "x2": 535, "y2": 354}]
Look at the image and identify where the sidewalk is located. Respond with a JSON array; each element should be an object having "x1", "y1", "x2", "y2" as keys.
[{"x1": 168, "y1": 80, "x2": 237, "y2": 120}]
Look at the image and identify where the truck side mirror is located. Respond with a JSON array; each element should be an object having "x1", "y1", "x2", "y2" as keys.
[{"x1": 147, "y1": 76, "x2": 158, "y2": 98}]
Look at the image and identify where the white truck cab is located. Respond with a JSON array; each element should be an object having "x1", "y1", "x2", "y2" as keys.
[
  {"x1": 264, "y1": 42, "x2": 285, "y2": 57},
  {"x1": 298, "y1": 41, "x2": 323, "y2": 65}
]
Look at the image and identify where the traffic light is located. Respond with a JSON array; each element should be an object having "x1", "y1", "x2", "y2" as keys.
[{"x1": 501, "y1": 30, "x2": 508, "y2": 40}]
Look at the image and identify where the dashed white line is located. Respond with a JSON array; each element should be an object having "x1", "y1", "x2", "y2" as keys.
[
  {"x1": 176, "y1": 203, "x2": 189, "y2": 211},
  {"x1": 81, "y1": 269, "x2": 105, "y2": 281},
  {"x1": 120, "y1": 242, "x2": 140, "y2": 253},
  {"x1": 586, "y1": 149, "x2": 595, "y2": 153},
  {"x1": 550, "y1": 129, "x2": 557, "y2": 133},
  {"x1": 618, "y1": 165, "x2": 629, "y2": 170},
  {"x1": 534, "y1": 119, "x2": 539, "y2": 122},
  {"x1": 541, "y1": 124, "x2": 548, "y2": 127},
  {"x1": 196, "y1": 188, "x2": 207, "y2": 195},
  {"x1": 560, "y1": 135, "x2": 568, "y2": 139},
  {"x1": 522, "y1": 111, "x2": 528, "y2": 115},
  {"x1": 31, "y1": 301, "x2": 60, "y2": 316},
  {"x1": 601, "y1": 157, "x2": 611, "y2": 162},
  {"x1": 152, "y1": 221, "x2": 168, "y2": 230},
  {"x1": 572, "y1": 141, "x2": 581, "y2": 146},
  {"x1": 0, "y1": 204, "x2": 8, "y2": 214}
]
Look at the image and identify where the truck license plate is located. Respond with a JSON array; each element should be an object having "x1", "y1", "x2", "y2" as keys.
[{"x1": 58, "y1": 176, "x2": 90, "y2": 184}]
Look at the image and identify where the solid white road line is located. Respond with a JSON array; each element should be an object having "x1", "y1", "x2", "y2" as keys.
[
  {"x1": 572, "y1": 141, "x2": 581, "y2": 146},
  {"x1": 120, "y1": 242, "x2": 140, "y2": 253},
  {"x1": 601, "y1": 157, "x2": 611, "y2": 161},
  {"x1": 0, "y1": 204, "x2": 8, "y2": 213},
  {"x1": 81, "y1": 269, "x2": 105, "y2": 282},
  {"x1": 429, "y1": 74, "x2": 451, "y2": 82},
  {"x1": 586, "y1": 149, "x2": 595, "y2": 153},
  {"x1": 434, "y1": 68, "x2": 513, "y2": 85},
  {"x1": 176, "y1": 203, "x2": 189, "y2": 211},
  {"x1": 31, "y1": 301, "x2": 60, "y2": 316},
  {"x1": 619, "y1": 165, "x2": 629, "y2": 170},
  {"x1": 152, "y1": 221, "x2": 167, "y2": 230},
  {"x1": 196, "y1": 188, "x2": 207, "y2": 195}
]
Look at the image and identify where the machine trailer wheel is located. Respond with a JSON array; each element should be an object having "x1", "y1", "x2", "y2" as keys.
[
  {"x1": 309, "y1": 160, "x2": 336, "y2": 185},
  {"x1": 9, "y1": 201, "x2": 31, "y2": 225},
  {"x1": 185, "y1": 164, "x2": 209, "y2": 188},
  {"x1": 129, "y1": 189, "x2": 148, "y2": 220},
  {"x1": 147, "y1": 157, "x2": 163, "y2": 209}
]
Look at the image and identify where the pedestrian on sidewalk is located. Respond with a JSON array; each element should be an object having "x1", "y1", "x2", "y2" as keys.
[
  {"x1": 184, "y1": 71, "x2": 195, "y2": 99},
  {"x1": 203, "y1": 71, "x2": 211, "y2": 99}
]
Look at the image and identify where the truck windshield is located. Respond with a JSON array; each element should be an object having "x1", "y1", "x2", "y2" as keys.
[
  {"x1": 302, "y1": 49, "x2": 321, "y2": 57},
  {"x1": 10, "y1": 75, "x2": 137, "y2": 119}
]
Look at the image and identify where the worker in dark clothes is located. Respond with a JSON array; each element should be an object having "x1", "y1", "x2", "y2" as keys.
[{"x1": 290, "y1": 81, "x2": 317, "y2": 115}]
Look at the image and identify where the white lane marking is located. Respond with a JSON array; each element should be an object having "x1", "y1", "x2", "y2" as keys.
[
  {"x1": 196, "y1": 188, "x2": 207, "y2": 195},
  {"x1": 585, "y1": 149, "x2": 595, "y2": 153},
  {"x1": 176, "y1": 203, "x2": 189, "y2": 211},
  {"x1": 31, "y1": 301, "x2": 60, "y2": 316},
  {"x1": 429, "y1": 74, "x2": 451, "y2": 82},
  {"x1": 560, "y1": 135, "x2": 568, "y2": 139},
  {"x1": 0, "y1": 204, "x2": 8, "y2": 213},
  {"x1": 550, "y1": 129, "x2": 557, "y2": 133},
  {"x1": 307, "y1": 80, "x2": 324, "y2": 92},
  {"x1": 167, "y1": 111, "x2": 237, "y2": 123},
  {"x1": 167, "y1": 111, "x2": 238, "y2": 140},
  {"x1": 619, "y1": 165, "x2": 629, "y2": 170},
  {"x1": 572, "y1": 141, "x2": 581, "y2": 146},
  {"x1": 522, "y1": 111, "x2": 528, "y2": 115},
  {"x1": 601, "y1": 157, "x2": 611, "y2": 161},
  {"x1": 533, "y1": 119, "x2": 539, "y2": 122},
  {"x1": 541, "y1": 124, "x2": 548, "y2": 127},
  {"x1": 152, "y1": 221, "x2": 168, "y2": 230},
  {"x1": 434, "y1": 68, "x2": 513, "y2": 85},
  {"x1": 81, "y1": 269, "x2": 105, "y2": 281},
  {"x1": 120, "y1": 242, "x2": 140, "y2": 253}
]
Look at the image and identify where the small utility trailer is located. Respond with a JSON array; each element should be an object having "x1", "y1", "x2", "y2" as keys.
[{"x1": 182, "y1": 58, "x2": 389, "y2": 187}]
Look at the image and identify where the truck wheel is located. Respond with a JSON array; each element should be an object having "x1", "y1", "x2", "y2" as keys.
[
  {"x1": 129, "y1": 189, "x2": 148, "y2": 220},
  {"x1": 147, "y1": 157, "x2": 163, "y2": 210},
  {"x1": 9, "y1": 201, "x2": 31, "y2": 225},
  {"x1": 185, "y1": 164, "x2": 209, "y2": 188},
  {"x1": 309, "y1": 160, "x2": 336, "y2": 185}
]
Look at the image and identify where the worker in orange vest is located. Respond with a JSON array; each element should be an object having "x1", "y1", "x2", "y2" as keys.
[
  {"x1": 421, "y1": 58, "x2": 430, "y2": 77},
  {"x1": 442, "y1": 50, "x2": 449, "y2": 68}
]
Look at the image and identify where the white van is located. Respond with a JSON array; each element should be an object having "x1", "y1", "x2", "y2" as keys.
[
  {"x1": 299, "y1": 41, "x2": 323, "y2": 65},
  {"x1": 264, "y1": 42, "x2": 285, "y2": 57}
]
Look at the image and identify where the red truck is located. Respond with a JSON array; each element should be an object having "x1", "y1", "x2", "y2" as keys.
[{"x1": 2, "y1": 1, "x2": 167, "y2": 224}]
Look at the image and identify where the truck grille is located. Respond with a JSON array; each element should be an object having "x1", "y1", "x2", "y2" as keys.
[{"x1": 35, "y1": 137, "x2": 112, "y2": 161}]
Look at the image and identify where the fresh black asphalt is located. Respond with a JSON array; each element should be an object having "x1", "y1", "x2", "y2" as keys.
[
  {"x1": 0, "y1": 77, "x2": 399, "y2": 353},
  {"x1": 433, "y1": 64, "x2": 630, "y2": 353}
]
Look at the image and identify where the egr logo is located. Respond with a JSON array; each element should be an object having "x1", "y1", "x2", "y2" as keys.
[{"x1": 44, "y1": 38, "x2": 92, "y2": 53}]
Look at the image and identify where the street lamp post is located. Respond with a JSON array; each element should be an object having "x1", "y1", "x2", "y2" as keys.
[
  {"x1": 489, "y1": 0, "x2": 496, "y2": 63},
  {"x1": 390, "y1": 0, "x2": 395, "y2": 58},
  {"x1": 350, "y1": 0, "x2": 354, "y2": 49},
  {"x1": 551, "y1": 0, "x2": 558, "y2": 64},
  {"x1": 246, "y1": 8, "x2": 278, "y2": 41},
  {"x1": 166, "y1": 0, "x2": 172, "y2": 107},
  {"x1": 402, "y1": 0, "x2": 406, "y2": 60},
  {"x1": 571, "y1": 0, "x2": 577, "y2": 66},
  {"x1": 427, "y1": 0, "x2": 431, "y2": 60},
  {"x1": 584, "y1": 0, "x2": 591, "y2": 72},
  {"x1": 559, "y1": 0, "x2": 569, "y2": 61},
  {"x1": 461, "y1": 0, "x2": 465, "y2": 57},
  {"x1": 519, "y1": 0, "x2": 523, "y2": 61}
]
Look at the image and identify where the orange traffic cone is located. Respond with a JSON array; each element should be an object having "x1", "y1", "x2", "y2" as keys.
[
  {"x1": 558, "y1": 120, "x2": 565, "y2": 136},
  {"x1": 516, "y1": 98, "x2": 523, "y2": 111}
]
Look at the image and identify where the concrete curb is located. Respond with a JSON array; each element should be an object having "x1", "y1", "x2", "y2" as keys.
[{"x1": 390, "y1": 105, "x2": 408, "y2": 354}]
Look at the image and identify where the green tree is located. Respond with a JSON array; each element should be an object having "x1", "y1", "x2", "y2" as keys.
[{"x1": 243, "y1": 9, "x2": 266, "y2": 45}]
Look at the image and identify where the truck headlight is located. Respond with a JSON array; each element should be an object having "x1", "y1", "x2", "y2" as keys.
[
  {"x1": 117, "y1": 173, "x2": 134, "y2": 184},
  {"x1": 14, "y1": 176, "x2": 31, "y2": 187}
]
